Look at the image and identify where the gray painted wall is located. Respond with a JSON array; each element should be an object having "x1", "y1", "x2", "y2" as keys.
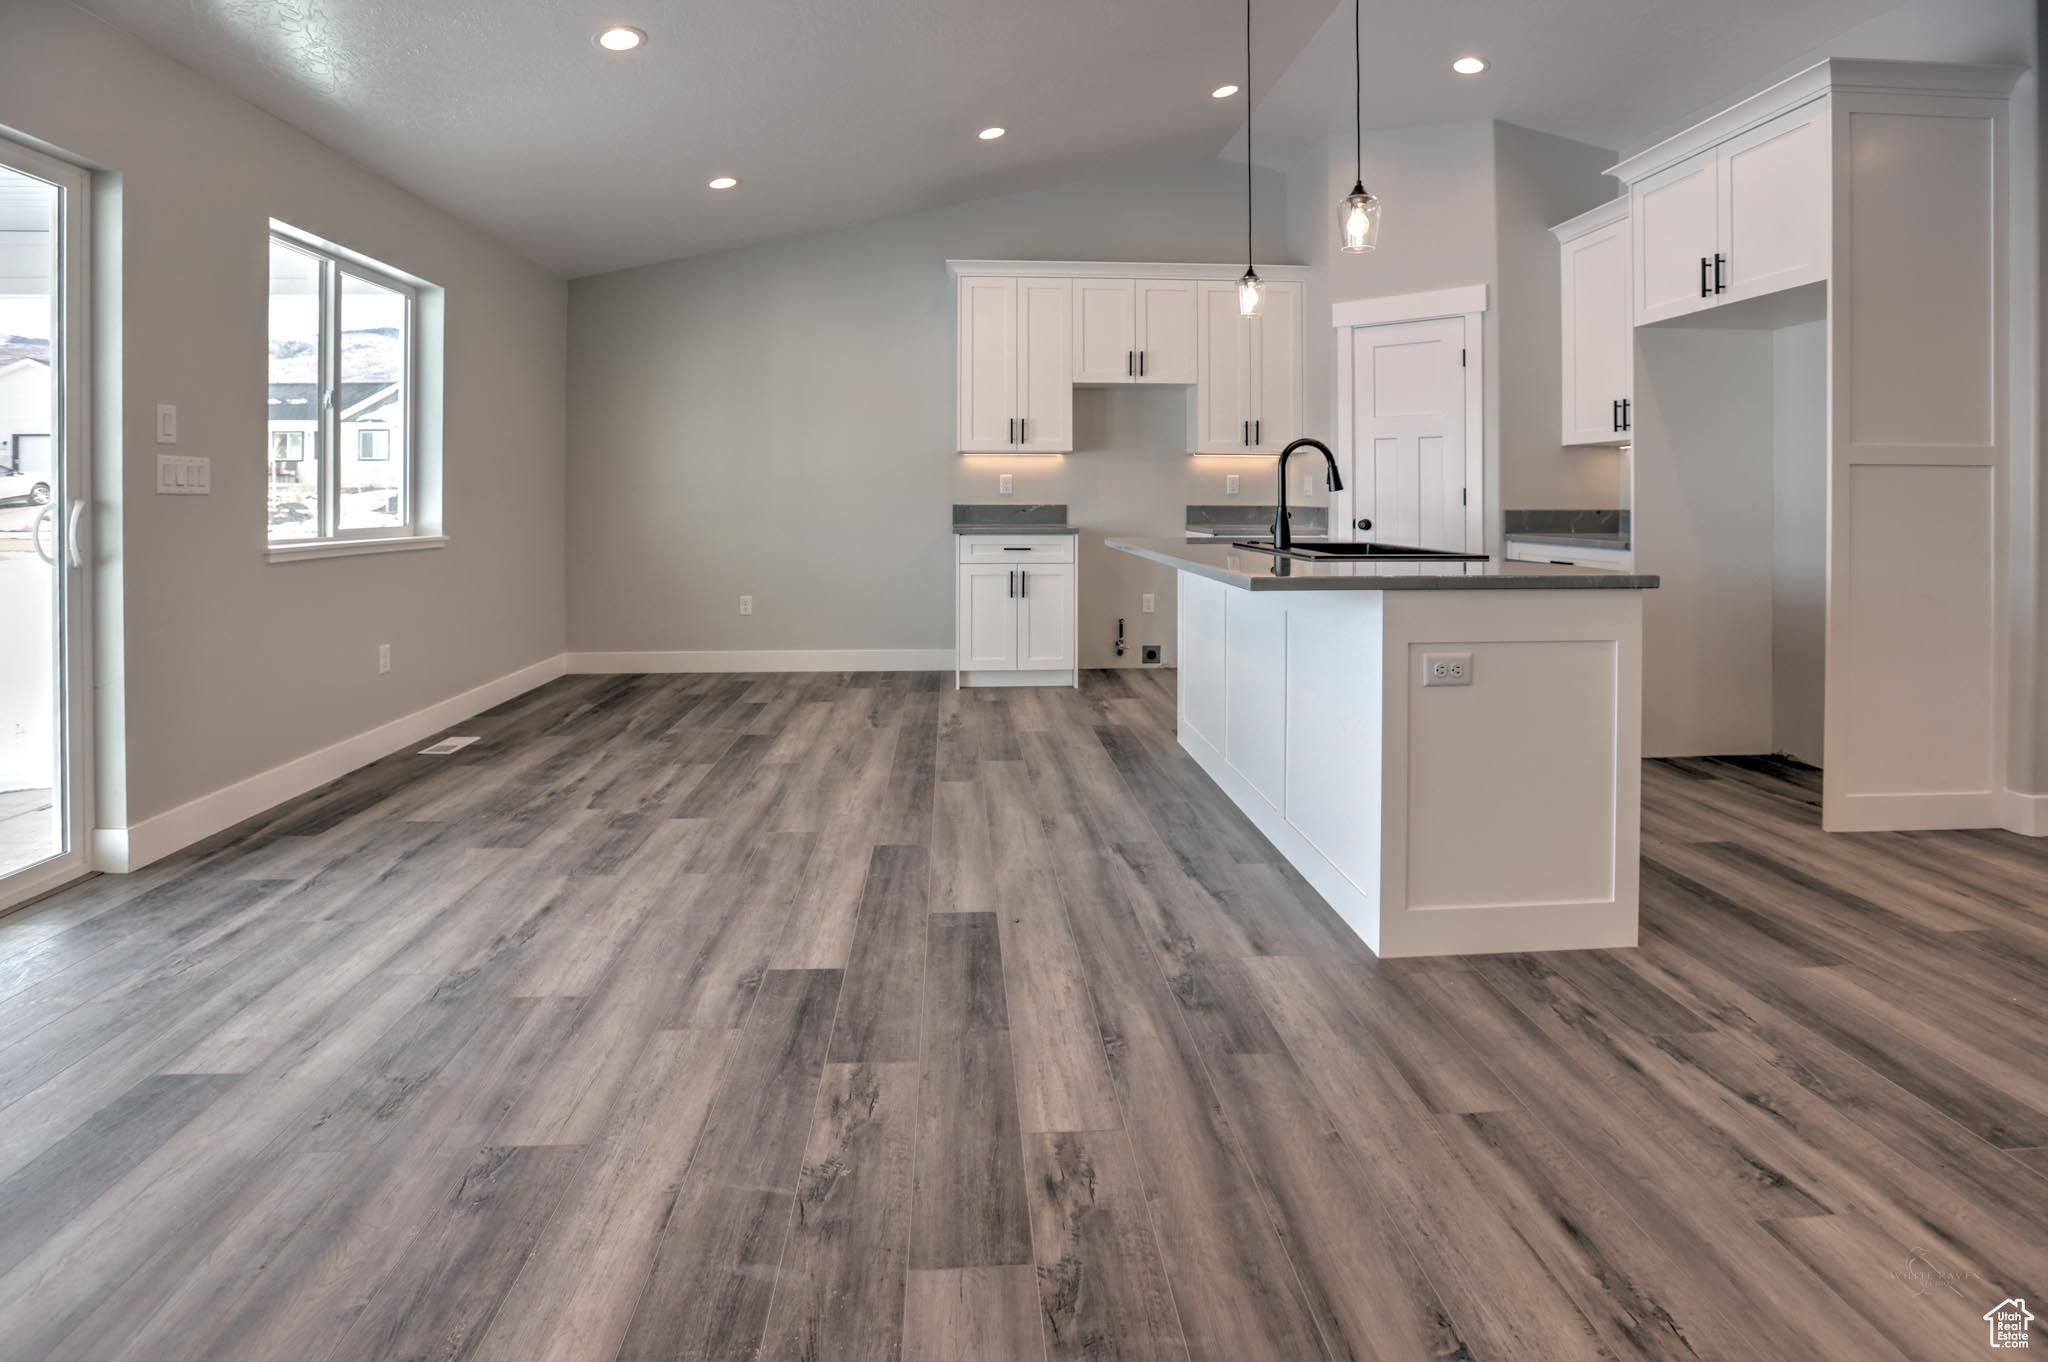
[
  {"x1": 3, "y1": 0, "x2": 568, "y2": 825},
  {"x1": 566, "y1": 157, "x2": 1302, "y2": 667}
]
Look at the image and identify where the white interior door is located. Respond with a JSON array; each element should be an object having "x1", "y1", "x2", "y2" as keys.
[
  {"x1": 0, "y1": 137, "x2": 90, "y2": 912},
  {"x1": 1346, "y1": 316, "x2": 1469, "y2": 551}
]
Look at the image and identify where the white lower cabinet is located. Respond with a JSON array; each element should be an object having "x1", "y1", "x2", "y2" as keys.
[{"x1": 955, "y1": 536, "x2": 1077, "y2": 686}]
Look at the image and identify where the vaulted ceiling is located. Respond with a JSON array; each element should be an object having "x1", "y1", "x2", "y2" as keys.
[{"x1": 66, "y1": 0, "x2": 1942, "y2": 276}]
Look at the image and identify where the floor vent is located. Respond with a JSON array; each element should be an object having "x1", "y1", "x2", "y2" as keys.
[{"x1": 417, "y1": 736, "x2": 481, "y2": 755}]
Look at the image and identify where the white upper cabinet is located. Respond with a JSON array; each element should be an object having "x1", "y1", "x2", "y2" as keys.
[
  {"x1": 1072, "y1": 278, "x2": 1136, "y2": 383},
  {"x1": 956, "y1": 275, "x2": 1071, "y2": 453},
  {"x1": 1628, "y1": 98, "x2": 1829, "y2": 325},
  {"x1": 1251, "y1": 281, "x2": 1302, "y2": 451},
  {"x1": 1632, "y1": 150, "x2": 1721, "y2": 324},
  {"x1": 956, "y1": 276, "x2": 1018, "y2": 452},
  {"x1": 1134, "y1": 279, "x2": 1198, "y2": 384},
  {"x1": 1015, "y1": 277, "x2": 1073, "y2": 452},
  {"x1": 1556, "y1": 202, "x2": 1632, "y2": 446},
  {"x1": 1072, "y1": 277, "x2": 1198, "y2": 384},
  {"x1": 1197, "y1": 279, "x2": 1302, "y2": 452},
  {"x1": 1716, "y1": 102, "x2": 1829, "y2": 304},
  {"x1": 1196, "y1": 281, "x2": 1256, "y2": 452},
  {"x1": 953, "y1": 262, "x2": 1307, "y2": 455}
]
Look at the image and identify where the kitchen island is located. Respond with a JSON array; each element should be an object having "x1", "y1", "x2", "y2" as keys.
[{"x1": 1109, "y1": 538, "x2": 1660, "y2": 957}]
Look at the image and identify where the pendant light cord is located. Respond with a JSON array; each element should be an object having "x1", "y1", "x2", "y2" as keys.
[
  {"x1": 1244, "y1": 0, "x2": 1253, "y2": 270},
  {"x1": 1353, "y1": 0, "x2": 1362, "y2": 182}
]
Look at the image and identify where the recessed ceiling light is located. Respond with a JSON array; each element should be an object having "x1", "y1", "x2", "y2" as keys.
[
  {"x1": 595, "y1": 25, "x2": 645, "y2": 51},
  {"x1": 1452, "y1": 55, "x2": 1487, "y2": 75},
  {"x1": 978, "y1": 126, "x2": 1007, "y2": 140},
  {"x1": 1211, "y1": 84, "x2": 1240, "y2": 99},
  {"x1": 707, "y1": 176, "x2": 739, "y2": 190}
]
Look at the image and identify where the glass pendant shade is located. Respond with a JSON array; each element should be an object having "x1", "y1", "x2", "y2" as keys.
[
  {"x1": 1340, "y1": 182, "x2": 1380, "y2": 252},
  {"x1": 1237, "y1": 268, "x2": 1264, "y2": 318}
]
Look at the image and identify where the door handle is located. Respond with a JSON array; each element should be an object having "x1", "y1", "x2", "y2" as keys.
[
  {"x1": 66, "y1": 499, "x2": 83, "y2": 569},
  {"x1": 1713, "y1": 253, "x2": 1727, "y2": 294},
  {"x1": 32, "y1": 503, "x2": 55, "y2": 566}
]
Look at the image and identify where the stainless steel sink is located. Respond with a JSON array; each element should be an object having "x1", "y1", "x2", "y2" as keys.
[{"x1": 1231, "y1": 540, "x2": 1489, "y2": 562}]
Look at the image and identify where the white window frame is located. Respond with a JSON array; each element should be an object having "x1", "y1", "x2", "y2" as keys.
[{"x1": 266, "y1": 226, "x2": 442, "y2": 561}]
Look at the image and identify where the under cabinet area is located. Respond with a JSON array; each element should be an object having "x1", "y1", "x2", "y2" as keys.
[
  {"x1": 950, "y1": 261, "x2": 1308, "y2": 456},
  {"x1": 955, "y1": 535, "x2": 1077, "y2": 686},
  {"x1": 1554, "y1": 199, "x2": 1632, "y2": 446}
]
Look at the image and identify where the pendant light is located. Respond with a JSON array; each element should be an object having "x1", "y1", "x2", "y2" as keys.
[
  {"x1": 1237, "y1": 0, "x2": 1263, "y2": 317},
  {"x1": 1338, "y1": 0, "x2": 1380, "y2": 252}
]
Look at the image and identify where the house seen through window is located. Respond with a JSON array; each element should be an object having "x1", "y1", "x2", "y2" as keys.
[{"x1": 266, "y1": 231, "x2": 417, "y2": 543}]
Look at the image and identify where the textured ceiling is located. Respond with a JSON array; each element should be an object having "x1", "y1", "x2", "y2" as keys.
[{"x1": 65, "y1": 0, "x2": 1940, "y2": 276}]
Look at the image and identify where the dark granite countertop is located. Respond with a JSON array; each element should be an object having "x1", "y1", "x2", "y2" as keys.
[
  {"x1": 1506, "y1": 531, "x2": 1632, "y2": 550},
  {"x1": 1107, "y1": 538, "x2": 1660, "y2": 592},
  {"x1": 952, "y1": 503, "x2": 1077, "y2": 535}
]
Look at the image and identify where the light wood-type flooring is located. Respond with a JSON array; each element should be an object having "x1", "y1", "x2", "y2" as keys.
[{"x1": 0, "y1": 669, "x2": 2043, "y2": 1361}]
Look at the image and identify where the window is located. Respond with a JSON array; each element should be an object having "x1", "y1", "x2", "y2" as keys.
[{"x1": 267, "y1": 231, "x2": 419, "y2": 545}]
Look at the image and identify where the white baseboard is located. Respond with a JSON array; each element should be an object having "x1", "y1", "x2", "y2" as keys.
[
  {"x1": 93, "y1": 653, "x2": 569, "y2": 873},
  {"x1": 567, "y1": 648, "x2": 955, "y2": 673},
  {"x1": 2004, "y1": 789, "x2": 2048, "y2": 837}
]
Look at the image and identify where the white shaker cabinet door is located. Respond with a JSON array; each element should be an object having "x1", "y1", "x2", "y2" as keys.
[
  {"x1": 1015, "y1": 276, "x2": 1073, "y2": 452},
  {"x1": 1632, "y1": 149, "x2": 1719, "y2": 324},
  {"x1": 1251, "y1": 280, "x2": 1302, "y2": 451},
  {"x1": 1196, "y1": 281, "x2": 1256, "y2": 452},
  {"x1": 1717, "y1": 100, "x2": 1829, "y2": 304},
  {"x1": 1016, "y1": 563, "x2": 1076, "y2": 670},
  {"x1": 1134, "y1": 278, "x2": 1198, "y2": 384},
  {"x1": 1560, "y1": 218, "x2": 1632, "y2": 446},
  {"x1": 957, "y1": 564, "x2": 1021, "y2": 671},
  {"x1": 957, "y1": 276, "x2": 1018, "y2": 451},
  {"x1": 1072, "y1": 277, "x2": 1136, "y2": 384}
]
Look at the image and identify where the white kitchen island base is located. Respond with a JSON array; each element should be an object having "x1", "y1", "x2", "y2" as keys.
[{"x1": 1167, "y1": 559, "x2": 1649, "y2": 958}]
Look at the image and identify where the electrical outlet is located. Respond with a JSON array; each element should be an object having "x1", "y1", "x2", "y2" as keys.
[
  {"x1": 1141, "y1": 593, "x2": 1155, "y2": 614},
  {"x1": 1420, "y1": 652, "x2": 1472, "y2": 687},
  {"x1": 1302, "y1": 471, "x2": 1318, "y2": 497},
  {"x1": 739, "y1": 595, "x2": 753, "y2": 616},
  {"x1": 378, "y1": 643, "x2": 391, "y2": 674},
  {"x1": 998, "y1": 473, "x2": 1013, "y2": 494},
  {"x1": 1226, "y1": 474, "x2": 1240, "y2": 495}
]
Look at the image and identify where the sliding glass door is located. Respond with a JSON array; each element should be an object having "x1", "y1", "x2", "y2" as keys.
[{"x1": 0, "y1": 137, "x2": 90, "y2": 911}]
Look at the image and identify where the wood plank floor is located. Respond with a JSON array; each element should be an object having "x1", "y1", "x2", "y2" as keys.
[{"x1": 0, "y1": 668, "x2": 2043, "y2": 1361}]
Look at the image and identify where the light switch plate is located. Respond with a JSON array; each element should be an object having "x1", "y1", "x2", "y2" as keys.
[
  {"x1": 155, "y1": 404, "x2": 178, "y2": 445},
  {"x1": 156, "y1": 454, "x2": 210, "y2": 494},
  {"x1": 1420, "y1": 652, "x2": 1472, "y2": 687}
]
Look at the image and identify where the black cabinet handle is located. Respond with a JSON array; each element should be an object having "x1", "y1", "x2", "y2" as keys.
[
  {"x1": 1714, "y1": 253, "x2": 1727, "y2": 294},
  {"x1": 1139, "y1": 350, "x2": 1146, "y2": 377},
  {"x1": 1008, "y1": 569, "x2": 1015, "y2": 598},
  {"x1": 1355, "y1": 518, "x2": 1373, "y2": 531},
  {"x1": 1002, "y1": 546, "x2": 1030, "y2": 551},
  {"x1": 1018, "y1": 417, "x2": 1026, "y2": 443},
  {"x1": 1700, "y1": 256, "x2": 1712, "y2": 298},
  {"x1": 1255, "y1": 419, "x2": 1261, "y2": 445},
  {"x1": 1127, "y1": 350, "x2": 1134, "y2": 377},
  {"x1": 1621, "y1": 398, "x2": 1631, "y2": 431},
  {"x1": 1612, "y1": 399, "x2": 1621, "y2": 432},
  {"x1": 1244, "y1": 420, "x2": 1250, "y2": 446},
  {"x1": 1007, "y1": 418, "x2": 1015, "y2": 444},
  {"x1": 1020, "y1": 569, "x2": 1028, "y2": 598}
]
